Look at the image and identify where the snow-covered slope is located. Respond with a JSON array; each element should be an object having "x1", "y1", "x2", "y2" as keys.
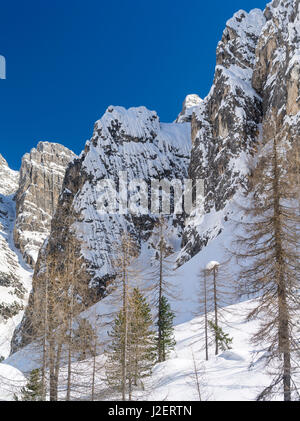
[
  {"x1": 3, "y1": 300, "x2": 273, "y2": 401},
  {"x1": 0, "y1": 156, "x2": 33, "y2": 359},
  {"x1": 4, "y1": 208, "x2": 299, "y2": 401},
  {"x1": 0, "y1": 363, "x2": 26, "y2": 401}
]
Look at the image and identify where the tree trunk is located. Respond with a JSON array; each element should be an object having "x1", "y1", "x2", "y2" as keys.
[
  {"x1": 213, "y1": 267, "x2": 219, "y2": 355},
  {"x1": 122, "y1": 252, "x2": 128, "y2": 401},
  {"x1": 158, "y1": 231, "x2": 163, "y2": 362},
  {"x1": 41, "y1": 276, "x2": 48, "y2": 400},
  {"x1": 272, "y1": 137, "x2": 291, "y2": 401},
  {"x1": 204, "y1": 271, "x2": 208, "y2": 361},
  {"x1": 53, "y1": 342, "x2": 62, "y2": 401},
  {"x1": 49, "y1": 338, "x2": 56, "y2": 401},
  {"x1": 91, "y1": 340, "x2": 97, "y2": 401}
]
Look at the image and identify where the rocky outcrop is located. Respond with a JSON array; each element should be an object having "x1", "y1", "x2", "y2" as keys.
[
  {"x1": 13, "y1": 142, "x2": 75, "y2": 266},
  {"x1": 252, "y1": 0, "x2": 300, "y2": 143}
]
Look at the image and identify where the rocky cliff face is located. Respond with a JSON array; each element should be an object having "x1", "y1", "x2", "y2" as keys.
[
  {"x1": 179, "y1": 0, "x2": 300, "y2": 263},
  {"x1": 252, "y1": 0, "x2": 300, "y2": 143},
  {"x1": 14, "y1": 142, "x2": 75, "y2": 267}
]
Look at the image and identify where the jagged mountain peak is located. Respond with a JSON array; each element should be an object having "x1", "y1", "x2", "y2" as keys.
[
  {"x1": 217, "y1": 8, "x2": 266, "y2": 71},
  {"x1": 182, "y1": 94, "x2": 202, "y2": 109},
  {"x1": 0, "y1": 141, "x2": 76, "y2": 357},
  {"x1": 176, "y1": 94, "x2": 203, "y2": 123},
  {"x1": 265, "y1": 0, "x2": 299, "y2": 20},
  {"x1": 179, "y1": 0, "x2": 300, "y2": 265},
  {"x1": 0, "y1": 155, "x2": 19, "y2": 196},
  {"x1": 14, "y1": 142, "x2": 76, "y2": 266},
  {"x1": 0, "y1": 153, "x2": 8, "y2": 167},
  {"x1": 225, "y1": 8, "x2": 265, "y2": 37},
  {"x1": 24, "y1": 141, "x2": 76, "y2": 164},
  {"x1": 90, "y1": 105, "x2": 161, "y2": 147}
]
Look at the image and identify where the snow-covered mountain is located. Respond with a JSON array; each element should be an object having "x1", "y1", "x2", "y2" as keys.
[
  {"x1": 12, "y1": 107, "x2": 192, "y2": 350},
  {"x1": 0, "y1": 0, "x2": 299, "y2": 400},
  {"x1": 12, "y1": 0, "x2": 300, "y2": 351}
]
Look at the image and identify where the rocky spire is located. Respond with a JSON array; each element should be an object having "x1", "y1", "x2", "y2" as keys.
[{"x1": 13, "y1": 142, "x2": 75, "y2": 266}]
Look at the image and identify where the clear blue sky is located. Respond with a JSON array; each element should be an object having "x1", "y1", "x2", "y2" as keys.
[{"x1": 0, "y1": 0, "x2": 268, "y2": 170}]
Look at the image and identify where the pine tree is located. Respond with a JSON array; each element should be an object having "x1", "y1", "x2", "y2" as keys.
[
  {"x1": 149, "y1": 216, "x2": 177, "y2": 362},
  {"x1": 19, "y1": 369, "x2": 43, "y2": 401},
  {"x1": 129, "y1": 288, "x2": 156, "y2": 389},
  {"x1": 105, "y1": 310, "x2": 125, "y2": 395},
  {"x1": 73, "y1": 318, "x2": 96, "y2": 361},
  {"x1": 206, "y1": 262, "x2": 220, "y2": 355},
  {"x1": 232, "y1": 134, "x2": 300, "y2": 401},
  {"x1": 208, "y1": 321, "x2": 233, "y2": 352},
  {"x1": 28, "y1": 225, "x2": 90, "y2": 401},
  {"x1": 156, "y1": 296, "x2": 176, "y2": 362},
  {"x1": 105, "y1": 289, "x2": 156, "y2": 400},
  {"x1": 108, "y1": 232, "x2": 139, "y2": 400}
]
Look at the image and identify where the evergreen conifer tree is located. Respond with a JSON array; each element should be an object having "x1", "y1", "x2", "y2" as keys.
[
  {"x1": 208, "y1": 321, "x2": 233, "y2": 352},
  {"x1": 129, "y1": 288, "x2": 156, "y2": 388},
  {"x1": 105, "y1": 289, "x2": 156, "y2": 400},
  {"x1": 232, "y1": 134, "x2": 300, "y2": 401},
  {"x1": 73, "y1": 318, "x2": 96, "y2": 361},
  {"x1": 105, "y1": 310, "x2": 125, "y2": 394},
  {"x1": 149, "y1": 217, "x2": 177, "y2": 362},
  {"x1": 156, "y1": 296, "x2": 176, "y2": 362},
  {"x1": 19, "y1": 369, "x2": 43, "y2": 401}
]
